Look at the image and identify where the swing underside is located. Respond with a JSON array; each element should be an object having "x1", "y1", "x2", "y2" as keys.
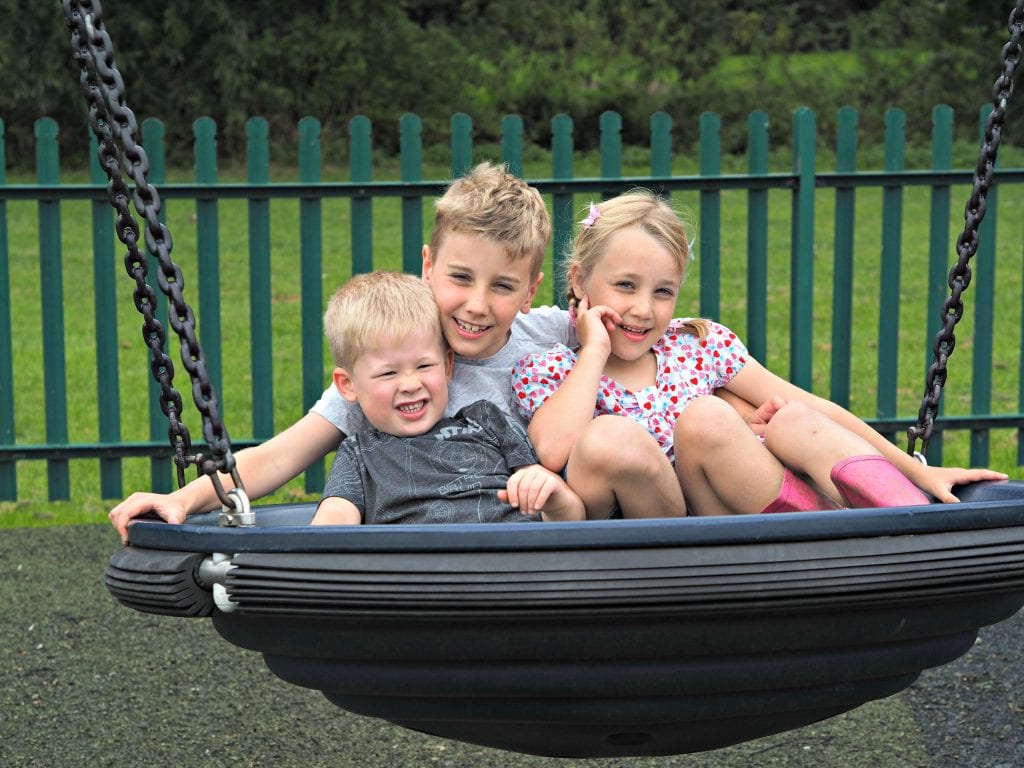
[{"x1": 107, "y1": 480, "x2": 1024, "y2": 758}]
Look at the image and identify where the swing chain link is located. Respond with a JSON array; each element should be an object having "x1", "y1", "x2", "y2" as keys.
[
  {"x1": 907, "y1": 0, "x2": 1024, "y2": 457},
  {"x1": 63, "y1": 0, "x2": 242, "y2": 507}
]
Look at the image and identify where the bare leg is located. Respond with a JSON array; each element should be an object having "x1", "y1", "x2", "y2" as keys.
[
  {"x1": 565, "y1": 415, "x2": 686, "y2": 520},
  {"x1": 761, "y1": 401, "x2": 878, "y2": 502},
  {"x1": 674, "y1": 396, "x2": 790, "y2": 515}
]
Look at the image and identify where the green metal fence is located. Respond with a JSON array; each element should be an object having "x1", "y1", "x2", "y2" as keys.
[{"x1": 2, "y1": 107, "x2": 1024, "y2": 502}]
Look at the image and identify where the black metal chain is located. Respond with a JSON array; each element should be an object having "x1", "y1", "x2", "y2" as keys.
[
  {"x1": 907, "y1": 0, "x2": 1024, "y2": 457},
  {"x1": 62, "y1": 0, "x2": 238, "y2": 495}
]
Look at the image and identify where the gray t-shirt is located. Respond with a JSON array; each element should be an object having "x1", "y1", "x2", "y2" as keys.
[
  {"x1": 321, "y1": 400, "x2": 540, "y2": 524},
  {"x1": 310, "y1": 305, "x2": 574, "y2": 437}
]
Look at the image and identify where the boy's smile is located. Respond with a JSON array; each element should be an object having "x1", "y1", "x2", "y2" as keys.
[
  {"x1": 422, "y1": 232, "x2": 542, "y2": 360},
  {"x1": 333, "y1": 327, "x2": 454, "y2": 438}
]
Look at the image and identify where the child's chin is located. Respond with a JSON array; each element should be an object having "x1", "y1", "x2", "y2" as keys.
[
  {"x1": 449, "y1": 332, "x2": 497, "y2": 358},
  {"x1": 395, "y1": 420, "x2": 437, "y2": 438}
]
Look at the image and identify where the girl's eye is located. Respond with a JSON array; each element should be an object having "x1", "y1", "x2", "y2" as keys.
[{"x1": 615, "y1": 281, "x2": 634, "y2": 290}]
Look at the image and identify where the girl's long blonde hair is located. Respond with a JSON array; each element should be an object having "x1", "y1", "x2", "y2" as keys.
[{"x1": 566, "y1": 189, "x2": 710, "y2": 339}]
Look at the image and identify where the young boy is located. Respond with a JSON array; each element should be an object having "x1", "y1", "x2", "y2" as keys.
[
  {"x1": 112, "y1": 162, "x2": 681, "y2": 538},
  {"x1": 311, "y1": 271, "x2": 582, "y2": 525}
]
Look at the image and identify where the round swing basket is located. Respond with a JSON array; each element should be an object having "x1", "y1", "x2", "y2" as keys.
[{"x1": 106, "y1": 480, "x2": 1024, "y2": 758}]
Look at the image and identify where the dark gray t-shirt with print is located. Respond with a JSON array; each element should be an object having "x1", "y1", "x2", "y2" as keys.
[{"x1": 321, "y1": 400, "x2": 541, "y2": 524}]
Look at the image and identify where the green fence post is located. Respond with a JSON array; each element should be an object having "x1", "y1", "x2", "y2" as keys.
[
  {"x1": 926, "y1": 105, "x2": 953, "y2": 466},
  {"x1": 599, "y1": 111, "x2": 622, "y2": 198},
  {"x1": 141, "y1": 118, "x2": 172, "y2": 492},
  {"x1": 971, "y1": 104, "x2": 997, "y2": 467},
  {"x1": 89, "y1": 132, "x2": 122, "y2": 499},
  {"x1": 400, "y1": 114, "x2": 424, "y2": 275},
  {"x1": 247, "y1": 117, "x2": 274, "y2": 440},
  {"x1": 650, "y1": 111, "x2": 672, "y2": 191},
  {"x1": 551, "y1": 114, "x2": 575, "y2": 308},
  {"x1": 350, "y1": 115, "x2": 373, "y2": 275},
  {"x1": 699, "y1": 112, "x2": 721, "y2": 321},
  {"x1": 746, "y1": 111, "x2": 770, "y2": 364},
  {"x1": 299, "y1": 116, "x2": 325, "y2": 492},
  {"x1": 0, "y1": 117, "x2": 13, "y2": 500},
  {"x1": 501, "y1": 115, "x2": 524, "y2": 177},
  {"x1": 193, "y1": 117, "x2": 223, "y2": 407},
  {"x1": 451, "y1": 113, "x2": 473, "y2": 178},
  {"x1": 790, "y1": 107, "x2": 816, "y2": 390},
  {"x1": 876, "y1": 108, "x2": 905, "y2": 440},
  {"x1": 830, "y1": 107, "x2": 858, "y2": 409},
  {"x1": 36, "y1": 118, "x2": 69, "y2": 500}
]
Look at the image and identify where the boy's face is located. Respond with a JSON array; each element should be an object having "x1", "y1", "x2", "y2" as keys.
[
  {"x1": 333, "y1": 327, "x2": 454, "y2": 438},
  {"x1": 422, "y1": 232, "x2": 543, "y2": 359}
]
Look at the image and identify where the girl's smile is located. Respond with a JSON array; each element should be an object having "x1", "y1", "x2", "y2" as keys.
[{"x1": 574, "y1": 225, "x2": 683, "y2": 369}]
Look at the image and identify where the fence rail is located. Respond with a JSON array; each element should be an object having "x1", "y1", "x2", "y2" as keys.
[{"x1": 2, "y1": 107, "x2": 1023, "y2": 502}]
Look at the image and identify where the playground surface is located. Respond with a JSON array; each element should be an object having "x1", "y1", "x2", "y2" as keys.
[{"x1": 3, "y1": 524, "x2": 1022, "y2": 768}]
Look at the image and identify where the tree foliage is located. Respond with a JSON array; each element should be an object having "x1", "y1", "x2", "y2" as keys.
[{"x1": 1, "y1": 1, "x2": 1017, "y2": 168}]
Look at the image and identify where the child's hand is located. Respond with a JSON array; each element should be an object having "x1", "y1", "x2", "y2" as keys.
[
  {"x1": 747, "y1": 395, "x2": 788, "y2": 436},
  {"x1": 501, "y1": 465, "x2": 586, "y2": 521},
  {"x1": 109, "y1": 492, "x2": 189, "y2": 545},
  {"x1": 915, "y1": 465, "x2": 1008, "y2": 504},
  {"x1": 575, "y1": 295, "x2": 620, "y2": 357}
]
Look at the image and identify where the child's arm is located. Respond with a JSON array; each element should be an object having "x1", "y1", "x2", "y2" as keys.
[
  {"x1": 525, "y1": 298, "x2": 620, "y2": 470},
  {"x1": 109, "y1": 412, "x2": 345, "y2": 543},
  {"x1": 501, "y1": 465, "x2": 586, "y2": 521},
  {"x1": 724, "y1": 358, "x2": 1007, "y2": 501},
  {"x1": 311, "y1": 496, "x2": 362, "y2": 525}
]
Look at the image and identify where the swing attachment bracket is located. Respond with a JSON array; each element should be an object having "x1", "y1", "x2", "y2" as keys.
[{"x1": 203, "y1": 464, "x2": 255, "y2": 527}]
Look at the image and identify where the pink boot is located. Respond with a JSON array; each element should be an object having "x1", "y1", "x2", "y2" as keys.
[
  {"x1": 761, "y1": 469, "x2": 840, "y2": 514},
  {"x1": 829, "y1": 455, "x2": 930, "y2": 508}
]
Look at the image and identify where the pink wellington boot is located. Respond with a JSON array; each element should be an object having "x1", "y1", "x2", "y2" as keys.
[
  {"x1": 829, "y1": 455, "x2": 930, "y2": 508},
  {"x1": 761, "y1": 468, "x2": 841, "y2": 514}
]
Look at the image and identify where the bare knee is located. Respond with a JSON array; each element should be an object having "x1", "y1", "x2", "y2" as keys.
[
  {"x1": 675, "y1": 395, "x2": 748, "y2": 449},
  {"x1": 763, "y1": 400, "x2": 827, "y2": 444},
  {"x1": 574, "y1": 415, "x2": 662, "y2": 476}
]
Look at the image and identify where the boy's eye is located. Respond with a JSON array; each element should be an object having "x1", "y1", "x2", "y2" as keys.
[
  {"x1": 493, "y1": 282, "x2": 514, "y2": 292},
  {"x1": 615, "y1": 281, "x2": 635, "y2": 290},
  {"x1": 656, "y1": 287, "x2": 677, "y2": 298},
  {"x1": 417, "y1": 362, "x2": 437, "y2": 370},
  {"x1": 374, "y1": 370, "x2": 397, "y2": 379},
  {"x1": 450, "y1": 272, "x2": 471, "y2": 283}
]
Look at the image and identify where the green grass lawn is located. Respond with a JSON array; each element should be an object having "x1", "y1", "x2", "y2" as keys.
[{"x1": 3, "y1": 144, "x2": 1024, "y2": 527}]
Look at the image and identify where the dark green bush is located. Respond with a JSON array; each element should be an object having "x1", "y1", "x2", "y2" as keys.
[{"x1": 1, "y1": 1, "x2": 1016, "y2": 170}]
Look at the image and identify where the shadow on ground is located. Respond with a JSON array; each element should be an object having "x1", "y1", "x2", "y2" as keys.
[{"x1": 3, "y1": 525, "x2": 1022, "y2": 768}]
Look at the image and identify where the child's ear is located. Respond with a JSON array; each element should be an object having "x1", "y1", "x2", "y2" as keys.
[
  {"x1": 519, "y1": 270, "x2": 544, "y2": 313},
  {"x1": 569, "y1": 265, "x2": 585, "y2": 301},
  {"x1": 332, "y1": 367, "x2": 359, "y2": 403},
  {"x1": 421, "y1": 244, "x2": 434, "y2": 282}
]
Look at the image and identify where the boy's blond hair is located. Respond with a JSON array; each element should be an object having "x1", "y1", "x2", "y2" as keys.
[
  {"x1": 568, "y1": 189, "x2": 710, "y2": 339},
  {"x1": 429, "y1": 162, "x2": 551, "y2": 279},
  {"x1": 324, "y1": 271, "x2": 443, "y2": 370}
]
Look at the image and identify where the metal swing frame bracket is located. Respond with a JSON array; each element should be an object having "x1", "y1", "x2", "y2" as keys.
[{"x1": 206, "y1": 464, "x2": 255, "y2": 528}]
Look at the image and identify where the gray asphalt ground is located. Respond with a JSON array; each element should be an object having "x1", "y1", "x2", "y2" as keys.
[{"x1": 3, "y1": 524, "x2": 1022, "y2": 768}]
